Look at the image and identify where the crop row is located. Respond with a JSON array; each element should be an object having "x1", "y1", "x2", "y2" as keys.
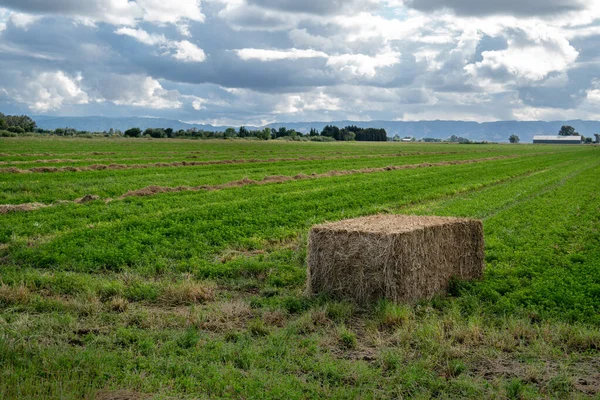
[
  {"x1": 2, "y1": 154, "x2": 585, "y2": 272},
  {"x1": 0, "y1": 150, "x2": 557, "y2": 205}
]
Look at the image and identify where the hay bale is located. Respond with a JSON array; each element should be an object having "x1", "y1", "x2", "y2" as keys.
[{"x1": 307, "y1": 214, "x2": 484, "y2": 303}]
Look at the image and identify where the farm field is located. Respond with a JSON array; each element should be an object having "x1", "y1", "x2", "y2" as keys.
[{"x1": 0, "y1": 137, "x2": 599, "y2": 399}]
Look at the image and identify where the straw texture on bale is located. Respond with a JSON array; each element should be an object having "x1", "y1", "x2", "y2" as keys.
[{"x1": 306, "y1": 214, "x2": 484, "y2": 303}]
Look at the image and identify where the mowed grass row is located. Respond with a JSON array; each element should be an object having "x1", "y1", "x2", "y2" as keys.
[
  {"x1": 0, "y1": 149, "x2": 556, "y2": 205},
  {"x1": 0, "y1": 143, "x2": 599, "y2": 399}
]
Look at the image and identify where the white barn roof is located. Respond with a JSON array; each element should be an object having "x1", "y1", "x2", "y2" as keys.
[{"x1": 533, "y1": 135, "x2": 582, "y2": 141}]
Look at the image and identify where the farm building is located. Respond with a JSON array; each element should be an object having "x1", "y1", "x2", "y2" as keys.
[{"x1": 533, "y1": 135, "x2": 582, "y2": 144}]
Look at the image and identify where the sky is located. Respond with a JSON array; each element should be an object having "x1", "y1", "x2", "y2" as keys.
[{"x1": 0, "y1": 0, "x2": 599, "y2": 125}]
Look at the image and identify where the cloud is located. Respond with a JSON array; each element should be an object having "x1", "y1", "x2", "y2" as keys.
[
  {"x1": 289, "y1": 29, "x2": 333, "y2": 50},
  {"x1": 136, "y1": 0, "x2": 204, "y2": 24},
  {"x1": 0, "y1": 0, "x2": 598, "y2": 123},
  {"x1": 93, "y1": 74, "x2": 183, "y2": 109},
  {"x1": 235, "y1": 48, "x2": 328, "y2": 61},
  {"x1": 8, "y1": 11, "x2": 41, "y2": 28},
  {"x1": 234, "y1": 47, "x2": 401, "y2": 79},
  {"x1": 466, "y1": 27, "x2": 578, "y2": 82},
  {"x1": 172, "y1": 40, "x2": 206, "y2": 62},
  {"x1": 0, "y1": 0, "x2": 204, "y2": 26},
  {"x1": 115, "y1": 27, "x2": 167, "y2": 46},
  {"x1": 246, "y1": 0, "x2": 378, "y2": 15},
  {"x1": 404, "y1": 0, "x2": 587, "y2": 16},
  {"x1": 6, "y1": 71, "x2": 89, "y2": 112},
  {"x1": 326, "y1": 51, "x2": 402, "y2": 78},
  {"x1": 115, "y1": 28, "x2": 206, "y2": 62}
]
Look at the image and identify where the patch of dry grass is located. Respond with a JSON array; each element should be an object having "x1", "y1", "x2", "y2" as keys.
[{"x1": 158, "y1": 280, "x2": 215, "y2": 306}]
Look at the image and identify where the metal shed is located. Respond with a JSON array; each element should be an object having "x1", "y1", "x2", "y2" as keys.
[{"x1": 533, "y1": 135, "x2": 582, "y2": 144}]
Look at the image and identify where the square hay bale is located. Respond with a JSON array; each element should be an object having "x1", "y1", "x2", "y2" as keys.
[{"x1": 307, "y1": 214, "x2": 484, "y2": 303}]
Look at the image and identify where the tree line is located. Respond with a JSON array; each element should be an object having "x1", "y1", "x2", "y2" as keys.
[
  {"x1": 0, "y1": 113, "x2": 390, "y2": 141},
  {"x1": 121, "y1": 125, "x2": 388, "y2": 141},
  {"x1": 3, "y1": 113, "x2": 600, "y2": 143},
  {"x1": 0, "y1": 113, "x2": 37, "y2": 134}
]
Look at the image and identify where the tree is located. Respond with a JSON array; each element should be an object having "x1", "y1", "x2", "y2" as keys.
[
  {"x1": 309, "y1": 128, "x2": 319, "y2": 137},
  {"x1": 7, "y1": 126, "x2": 24, "y2": 134},
  {"x1": 277, "y1": 127, "x2": 288, "y2": 138},
  {"x1": 256, "y1": 127, "x2": 271, "y2": 140},
  {"x1": 594, "y1": 133, "x2": 600, "y2": 143},
  {"x1": 321, "y1": 125, "x2": 340, "y2": 139},
  {"x1": 558, "y1": 125, "x2": 579, "y2": 136},
  {"x1": 584, "y1": 137, "x2": 593, "y2": 144},
  {"x1": 238, "y1": 126, "x2": 249, "y2": 138},
  {"x1": 165, "y1": 128, "x2": 174, "y2": 138},
  {"x1": 124, "y1": 127, "x2": 142, "y2": 137},
  {"x1": 509, "y1": 134, "x2": 520, "y2": 143},
  {"x1": 224, "y1": 127, "x2": 237, "y2": 138}
]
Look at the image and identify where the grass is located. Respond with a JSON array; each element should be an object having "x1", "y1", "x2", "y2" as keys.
[{"x1": 0, "y1": 137, "x2": 599, "y2": 399}]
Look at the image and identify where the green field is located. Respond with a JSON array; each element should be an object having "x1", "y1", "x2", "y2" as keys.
[{"x1": 1, "y1": 137, "x2": 599, "y2": 399}]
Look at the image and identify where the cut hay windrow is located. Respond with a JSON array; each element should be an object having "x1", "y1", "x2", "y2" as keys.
[
  {"x1": 0, "y1": 195, "x2": 101, "y2": 214},
  {"x1": 0, "y1": 151, "x2": 116, "y2": 158},
  {"x1": 0, "y1": 202, "x2": 49, "y2": 214},
  {"x1": 0, "y1": 151, "x2": 487, "y2": 174},
  {"x1": 0, "y1": 155, "x2": 516, "y2": 214},
  {"x1": 118, "y1": 155, "x2": 516, "y2": 199},
  {"x1": 306, "y1": 214, "x2": 484, "y2": 303}
]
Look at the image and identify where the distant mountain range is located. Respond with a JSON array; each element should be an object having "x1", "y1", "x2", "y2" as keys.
[{"x1": 33, "y1": 115, "x2": 600, "y2": 143}]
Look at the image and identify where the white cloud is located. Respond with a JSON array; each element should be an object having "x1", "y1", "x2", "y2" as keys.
[
  {"x1": 586, "y1": 79, "x2": 600, "y2": 104},
  {"x1": 326, "y1": 51, "x2": 402, "y2": 78},
  {"x1": 288, "y1": 29, "x2": 333, "y2": 50},
  {"x1": 115, "y1": 28, "x2": 206, "y2": 62},
  {"x1": 0, "y1": 0, "x2": 203, "y2": 27},
  {"x1": 136, "y1": 0, "x2": 204, "y2": 24},
  {"x1": 96, "y1": 74, "x2": 183, "y2": 109},
  {"x1": 274, "y1": 91, "x2": 341, "y2": 114},
  {"x1": 115, "y1": 27, "x2": 167, "y2": 46},
  {"x1": 235, "y1": 48, "x2": 328, "y2": 61},
  {"x1": 191, "y1": 97, "x2": 206, "y2": 110},
  {"x1": 172, "y1": 40, "x2": 206, "y2": 62},
  {"x1": 9, "y1": 11, "x2": 40, "y2": 28},
  {"x1": 176, "y1": 22, "x2": 191, "y2": 37},
  {"x1": 235, "y1": 47, "x2": 401, "y2": 78},
  {"x1": 9, "y1": 71, "x2": 88, "y2": 112},
  {"x1": 466, "y1": 27, "x2": 579, "y2": 81}
]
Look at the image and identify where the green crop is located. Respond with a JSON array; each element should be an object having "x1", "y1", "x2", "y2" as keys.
[{"x1": 0, "y1": 137, "x2": 598, "y2": 399}]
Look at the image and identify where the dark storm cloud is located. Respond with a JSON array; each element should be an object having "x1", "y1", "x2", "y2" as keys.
[{"x1": 405, "y1": 0, "x2": 587, "y2": 16}]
